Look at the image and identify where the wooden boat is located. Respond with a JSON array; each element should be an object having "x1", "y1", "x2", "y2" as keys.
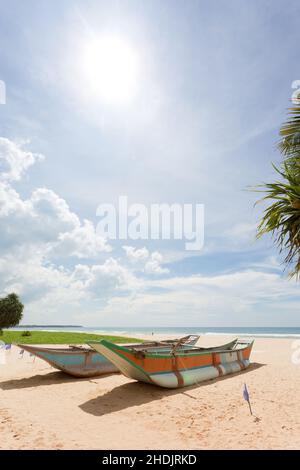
[
  {"x1": 17, "y1": 335, "x2": 200, "y2": 378},
  {"x1": 88, "y1": 338, "x2": 253, "y2": 388},
  {"x1": 17, "y1": 344, "x2": 119, "y2": 378}
]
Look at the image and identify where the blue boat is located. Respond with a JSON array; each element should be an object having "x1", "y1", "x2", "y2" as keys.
[{"x1": 18, "y1": 344, "x2": 118, "y2": 377}]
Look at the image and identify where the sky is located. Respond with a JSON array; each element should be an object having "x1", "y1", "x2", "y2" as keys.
[{"x1": 0, "y1": 0, "x2": 300, "y2": 327}]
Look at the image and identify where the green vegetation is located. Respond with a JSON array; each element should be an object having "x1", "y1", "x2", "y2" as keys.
[
  {"x1": 255, "y1": 103, "x2": 300, "y2": 278},
  {"x1": 0, "y1": 293, "x2": 24, "y2": 335},
  {"x1": 1, "y1": 330, "x2": 142, "y2": 345},
  {"x1": 21, "y1": 330, "x2": 32, "y2": 337}
]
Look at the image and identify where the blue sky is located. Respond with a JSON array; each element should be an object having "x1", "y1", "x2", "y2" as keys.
[{"x1": 0, "y1": 0, "x2": 300, "y2": 326}]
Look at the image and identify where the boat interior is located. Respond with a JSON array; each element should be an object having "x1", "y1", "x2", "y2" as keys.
[{"x1": 127, "y1": 338, "x2": 253, "y2": 356}]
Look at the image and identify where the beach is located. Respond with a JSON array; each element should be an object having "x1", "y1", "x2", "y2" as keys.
[{"x1": 1, "y1": 334, "x2": 300, "y2": 450}]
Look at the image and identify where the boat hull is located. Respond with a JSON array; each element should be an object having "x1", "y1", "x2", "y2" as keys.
[
  {"x1": 18, "y1": 345, "x2": 118, "y2": 378},
  {"x1": 90, "y1": 340, "x2": 253, "y2": 388}
]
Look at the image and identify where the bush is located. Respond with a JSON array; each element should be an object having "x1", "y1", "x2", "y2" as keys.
[{"x1": 21, "y1": 330, "x2": 31, "y2": 337}]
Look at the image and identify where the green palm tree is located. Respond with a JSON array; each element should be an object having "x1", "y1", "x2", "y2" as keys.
[
  {"x1": 256, "y1": 103, "x2": 300, "y2": 278},
  {"x1": 279, "y1": 106, "x2": 300, "y2": 163}
]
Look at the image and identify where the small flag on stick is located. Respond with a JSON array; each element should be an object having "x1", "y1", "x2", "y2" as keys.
[{"x1": 243, "y1": 383, "x2": 252, "y2": 415}]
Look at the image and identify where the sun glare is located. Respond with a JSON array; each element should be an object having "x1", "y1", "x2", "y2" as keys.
[{"x1": 82, "y1": 36, "x2": 138, "y2": 104}]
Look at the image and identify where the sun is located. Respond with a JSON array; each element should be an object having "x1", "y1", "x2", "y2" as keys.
[{"x1": 82, "y1": 36, "x2": 138, "y2": 104}]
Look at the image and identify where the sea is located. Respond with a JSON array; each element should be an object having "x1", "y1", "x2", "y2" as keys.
[{"x1": 12, "y1": 326, "x2": 300, "y2": 339}]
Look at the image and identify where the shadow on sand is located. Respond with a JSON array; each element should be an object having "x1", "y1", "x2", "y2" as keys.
[
  {"x1": 0, "y1": 370, "x2": 117, "y2": 390},
  {"x1": 79, "y1": 362, "x2": 265, "y2": 417}
]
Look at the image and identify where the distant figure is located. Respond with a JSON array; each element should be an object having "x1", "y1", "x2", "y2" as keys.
[{"x1": 152, "y1": 331, "x2": 154, "y2": 336}]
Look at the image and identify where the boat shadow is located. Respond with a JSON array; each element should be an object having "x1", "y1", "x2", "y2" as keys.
[
  {"x1": 0, "y1": 371, "x2": 117, "y2": 390},
  {"x1": 79, "y1": 362, "x2": 265, "y2": 416}
]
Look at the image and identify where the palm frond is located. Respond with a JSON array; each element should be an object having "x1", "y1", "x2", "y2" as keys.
[
  {"x1": 254, "y1": 103, "x2": 300, "y2": 278},
  {"x1": 255, "y1": 162, "x2": 300, "y2": 278},
  {"x1": 278, "y1": 105, "x2": 300, "y2": 163}
]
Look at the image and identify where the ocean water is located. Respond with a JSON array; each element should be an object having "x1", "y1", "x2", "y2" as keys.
[{"x1": 13, "y1": 326, "x2": 300, "y2": 339}]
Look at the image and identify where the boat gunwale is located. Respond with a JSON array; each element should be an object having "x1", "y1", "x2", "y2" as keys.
[
  {"x1": 90, "y1": 338, "x2": 254, "y2": 360},
  {"x1": 88, "y1": 334, "x2": 200, "y2": 351},
  {"x1": 18, "y1": 344, "x2": 97, "y2": 355}
]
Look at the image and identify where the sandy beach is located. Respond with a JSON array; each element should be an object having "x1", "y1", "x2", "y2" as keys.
[{"x1": 1, "y1": 334, "x2": 300, "y2": 450}]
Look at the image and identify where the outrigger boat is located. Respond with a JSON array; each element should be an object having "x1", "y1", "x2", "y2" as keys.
[
  {"x1": 88, "y1": 338, "x2": 254, "y2": 388},
  {"x1": 17, "y1": 335, "x2": 200, "y2": 378},
  {"x1": 17, "y1": 344, "x2": 118, "y2": 378}
]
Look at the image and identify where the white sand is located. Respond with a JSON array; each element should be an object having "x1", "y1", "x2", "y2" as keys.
[{"x1": 1, "y1": 335, "x2": 300, "y2": 449}]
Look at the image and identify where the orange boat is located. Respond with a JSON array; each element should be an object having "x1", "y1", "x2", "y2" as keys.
[{"x1": 88, "y1": 337, "x2": 251, "y2": 388}]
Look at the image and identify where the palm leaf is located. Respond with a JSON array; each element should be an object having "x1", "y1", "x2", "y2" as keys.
[
  {"x1": 255, "y1": 161, "x2": 300, "y2": 278},
  {"x1": 278, "y1": 105, "x2": 300, "y2": 163}
]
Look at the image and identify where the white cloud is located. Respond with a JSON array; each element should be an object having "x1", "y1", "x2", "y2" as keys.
[
  {"x1": 0, "y1": 137, "x2": 118, "y2": 316},
  {"x1": 0, "y1": 143, "x2": 110, "y2": 257},
  {"x1": 86, "y1": 258, "x2": 139, "y2": 296},
  {"x1": 0, "y1": 137, "x2": 43, "y2": 181},
  {"x1": 100, "y1": 269, "x2": 300, "y2": 326},
  {"x1": 123, "y1": 245, "x2": 169, "y2": 275},
  {"x1": 0, "y1": 250, "x2": 139, "y2": 320},
  {"x1": 0, "y1": 250, "x2": 86, "y2": 308},
  {"x1": 0, "y1": 183, "x2": 77, "y2": 251},
  {"x1": 123, "y1": 245, "x2": 149, "y2": 263},
  {"x1": 144, "y1": 251, "x2": 169, "y2": 275},
  {"x1": 71, "y1": 258, "x2": 138, "y2": 297},
  {"x1": 0, "y1": 138, "x2": 144, "y2": 321},
  {"x1": 54, "y1": 219, "x2": 111, "y2": 258},
  {"x1": 0, "y1": 181, "x2": 25, "y2": 217}
]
